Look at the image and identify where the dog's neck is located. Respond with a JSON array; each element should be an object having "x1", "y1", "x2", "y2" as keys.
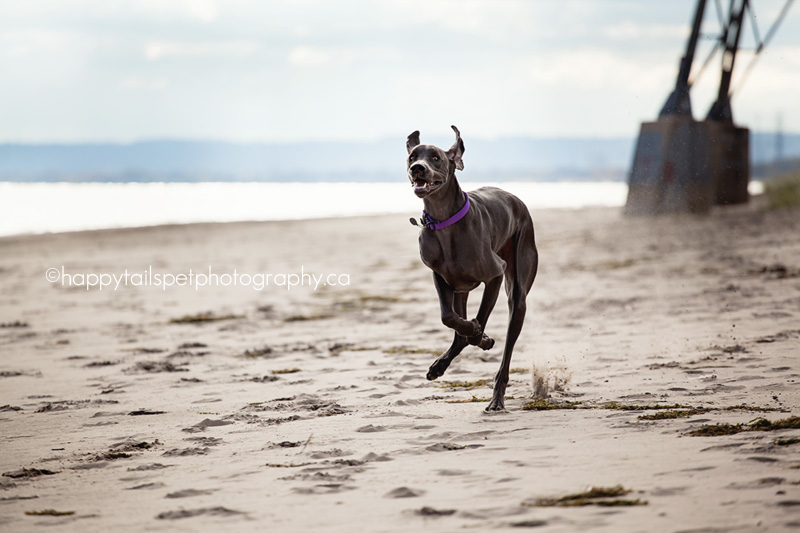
[{"x1": 422, "y1": 173, "x2": 465, "y2": 223}]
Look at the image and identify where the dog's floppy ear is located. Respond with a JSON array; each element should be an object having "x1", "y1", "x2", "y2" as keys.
[
  {"x1": 446, "y1": 125, "x2": 465, "y2": 170},
  {"x1": 406, "y1": 131, "x2": 420, "y2": 154}
]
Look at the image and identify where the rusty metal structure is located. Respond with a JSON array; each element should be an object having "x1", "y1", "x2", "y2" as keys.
[{"x1": 625, "y1": 0, "x2": 794, "y2": 215}]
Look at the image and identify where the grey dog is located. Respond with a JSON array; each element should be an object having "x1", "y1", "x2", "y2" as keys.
[{"x1": 407, "y1": 126, "x2": 538, "y2": 411}]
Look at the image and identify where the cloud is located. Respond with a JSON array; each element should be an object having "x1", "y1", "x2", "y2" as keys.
[
  {"x1": 287, "y1": 46, "x2": 333, "y2": 67},
  {"x1": 523, "y1": 48, "x2": 674, "y2": 92},
  {"x1": 0, "y1": 29, "x2": 93, "y2": 60},
  {"x1": 132, "y1": 0, "x2": 219, "y2": 23},
  {"x1": 119, "y1": 76, "x2": 169, "y2": 91},
  {"x1": 143, "y1": 40, "x2": 260, "y2": 60},
  {"x1": 601, "y1": 22, "x2": 687, "y2": 41},
  {"x1": 286, "y1": 44, "x2": 404, "y2": 67},
  {"x1": 1, "y1": 0, "x2": 798, "y2": 142}
]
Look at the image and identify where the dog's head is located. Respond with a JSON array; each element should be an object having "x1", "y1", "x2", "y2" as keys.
[{"x1": 406, "y1": 125, "x2": 464, "y2": 198}]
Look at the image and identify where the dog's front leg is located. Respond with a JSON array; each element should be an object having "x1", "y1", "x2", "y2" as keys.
[
  {"x1": 427, "y1": 291, "x2": 468, "y2": 381},
  {"x1": 426, "y1": 273, "x2": 480, "y2": 381},
  {"x1": 467, "y1": 275, "x2": 502, "y2": 350},
  {"x1": 432, "y1": 272, "x2": 480, "y2": 338}
]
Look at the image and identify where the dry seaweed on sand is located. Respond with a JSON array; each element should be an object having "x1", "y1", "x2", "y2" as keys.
[
  {"x1": 721, "y1": 404, "x2": 782, "y2": 413},
  {"x1": 169, "y1": 312, "x2": 244, "y2": 324},
  {"x1": 264, "y1": 462, "x2": 313, "y2": 468},
  {"x1": 111, "y1": 440, "x2": 160, "y2": 451},
  {"x1": 439, "y1": 379, "x2": 492, "y2": 391},
  {"x1": 638, "y1": 408, "x2": 711, "y2": 420},
  {"x1": 415, "y1": 506, "x2": 457, "y2": 517},
  {"x1": 128, "y1": 409, "x2": 166, "y2": 416},
  {"x1": 383, "y1": 346, "x2": 440, "y2": 356},
  {"x1": 25, "y1": 509, "x2": 75, "y2": 516},
  {"x1": 328, "y1": 343, "x2": 377, "y2": 355},
  {"x1": 521, "y1": 399, "x2": 773, "y2": 418},
  {"x1": 687, "y1": 416, "x2": 800, "y2": 437},
  {"x1": 271, "y1": 368, "x2": 301, "y2": 375},
  {"x1": 522, "y1": 398, "x2": 584, "y2": 411},
  {"x1": 522, "y1": 399, "x2": 697, "y2": 412},
  {"x1": 446, "y1": 395, "x2": 490, "y2": 403},
  {"x1": 283, "y1": 313, "x2": 333, "y2": 322},
  {"x1": 239, "y1": 347, "x2": 273, "y2": 358},
  {"x1": 0, "y1": 321, "x2": 29, "y2": 328},
  {"x1": 3, "y1": 468, "x2": 58, "y2": 479},
  {"x1": 602, "y1": 401, "x2": 699, "y2": 411},
  {"x1": 522, "y1": 485, "x2": 647, "y2": 507}
]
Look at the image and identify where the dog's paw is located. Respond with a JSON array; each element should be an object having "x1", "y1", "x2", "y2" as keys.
[
  {"x1": 454, "y1": 319, "x2": 481, "y2": 338},
  {"x1": 468, "y1": 333, "x2": 494, "y2": 351},
  {"x1": 426, "y1": 358, "x2": 450, "y2": 381},
  {"x1": 484, "y1": 398, "x2": 507, "y2": 412},
  {"x1": 468, "y1": 319, "x2": 482, "y2": 337}
]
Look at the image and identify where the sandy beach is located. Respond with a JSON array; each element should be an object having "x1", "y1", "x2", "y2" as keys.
[{"x1": 1, "y1": 200, "x2": 799, "y2": 532}]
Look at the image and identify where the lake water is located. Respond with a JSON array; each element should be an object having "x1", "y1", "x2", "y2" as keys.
[{"x1": 1, "y1": 181, "x2": 629, "y2": 236}]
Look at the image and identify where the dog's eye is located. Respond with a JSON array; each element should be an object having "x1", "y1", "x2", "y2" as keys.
[{"x1": 433, "y1": 156, "x2": 439, "y2": 162}]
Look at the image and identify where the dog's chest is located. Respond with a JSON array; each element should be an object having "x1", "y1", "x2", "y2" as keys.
[{"x1": 418, "y1": 232, "x2": 493, "y2": 289}]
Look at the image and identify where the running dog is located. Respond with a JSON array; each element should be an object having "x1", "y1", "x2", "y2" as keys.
[{"x1": 407, "y1": 126, "x2": 538, "y2": 411}]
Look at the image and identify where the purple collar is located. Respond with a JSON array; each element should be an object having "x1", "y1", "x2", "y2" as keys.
[{"x1": 420, "y1": 192, "x2": 470, "y2": 230}]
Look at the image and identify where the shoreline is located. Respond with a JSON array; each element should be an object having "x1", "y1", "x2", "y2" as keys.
[
  {"x1": 0, "y1": 205, "x2": 611, "y2": 241},
  {"x1": 0, "y1": 181, "x2": 629, "y2": 237}
]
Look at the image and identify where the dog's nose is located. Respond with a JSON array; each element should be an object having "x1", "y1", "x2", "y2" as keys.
[{"x1": 410, "y1": 163, "x2": 425, "y2": 175}]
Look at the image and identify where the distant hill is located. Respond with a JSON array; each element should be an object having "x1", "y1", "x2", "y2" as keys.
[{"x1": 0, "y1": 133, "x2": 797, "y2": 182}]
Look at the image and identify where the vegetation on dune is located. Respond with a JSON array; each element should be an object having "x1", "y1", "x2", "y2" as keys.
[{"x1": 764, "y1": 172, "x2": 800, "y2": 209}]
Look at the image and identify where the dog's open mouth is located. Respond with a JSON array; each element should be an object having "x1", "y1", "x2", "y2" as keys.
[{"x1": 412, "y1": 178, "x2": 443, "y2": 197}]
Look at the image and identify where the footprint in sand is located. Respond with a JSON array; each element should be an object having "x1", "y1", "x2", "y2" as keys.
[
  {"x1": 156, "y1": 507, "x2": 245, "y2": 520},
  {"x1": 165, "y1": 488, "x2": 218, "y2": 498},
  {"x1": 127, "y1": 463, "x2": 174, "y2": 472},
  {"x1": 127, "y1": 482, "x2": 166, "y2": 490},
  {"x1": 181, "y1": 418, "x2": 234, "y2": 433},
  {"x1": 162, "y1": 447, "x2": 209, "y2": 457}
]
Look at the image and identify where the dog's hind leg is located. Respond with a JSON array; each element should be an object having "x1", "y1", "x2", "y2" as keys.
[
  {"x1": 486, "y1": 226, "x2": 538, "y2": 412},
  {"x1": 427, "y1": 291, "x2": 470, "y2": 381}
]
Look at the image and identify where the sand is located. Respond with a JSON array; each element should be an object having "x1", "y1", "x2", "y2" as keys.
[{"x1": 1, "y1": 200, "x2": 799, "y2": 532}]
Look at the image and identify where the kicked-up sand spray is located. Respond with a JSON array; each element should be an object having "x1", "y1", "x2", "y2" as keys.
[{"x1": 530, "y1": 357, "x2": 572, "y2": 399}]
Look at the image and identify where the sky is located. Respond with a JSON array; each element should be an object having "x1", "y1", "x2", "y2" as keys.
[{"x1": 1, "y1": 0, "x2": 799, "y2": 143}]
